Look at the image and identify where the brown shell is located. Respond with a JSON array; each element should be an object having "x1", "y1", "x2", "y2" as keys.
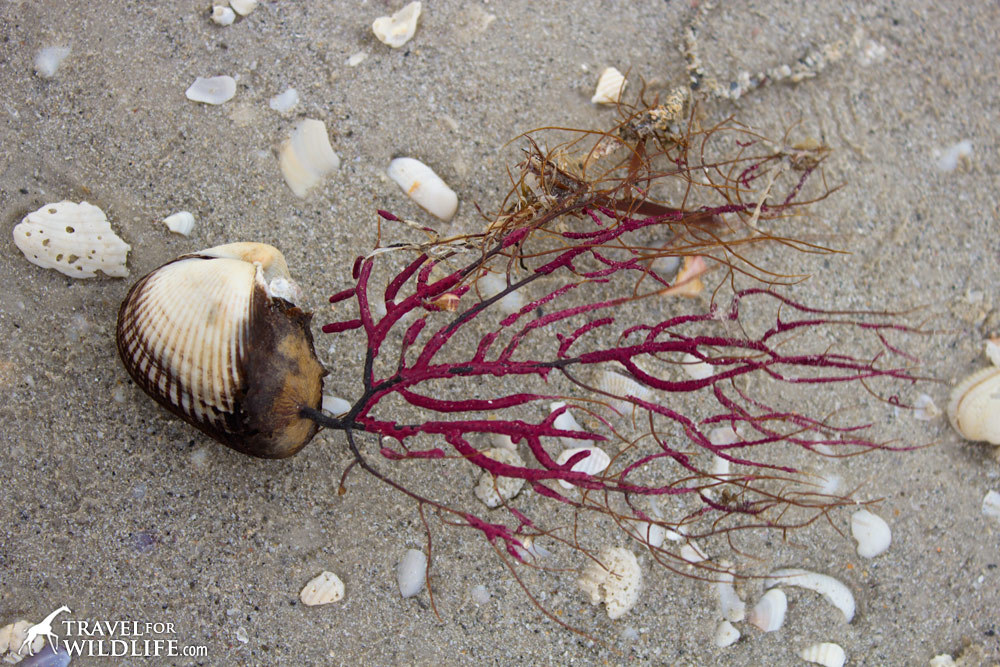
[{"x1": 116, "y1": 243, "x2": 327, "y2": 458}]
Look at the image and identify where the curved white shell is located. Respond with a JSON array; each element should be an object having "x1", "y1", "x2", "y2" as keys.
[
  {"x1": 0, "y1": 620, "x2": 44, "y2": 661},
  {"x1": 591, "y1": 67, "x2": 627, "y2": 104},
  {"x1": 982, "y1": 490, "x2": 1000, "y2": 520},
  {"x1": 799, "y1": 642, "x2": 846, "y2": 667},
  {"x1": 211, "y1": 6, "x2": 235, "y2": 25},
  {"x1": 577, "y1": 547, "x2": 642, "y2": 619},
  {"x1": 765, "y1": 568, "x2": 855, "y2": 622},
  {"x1": 474, "y1": 447, "x2": 526, "y2": 508},
  {"x1": 596, "y1": 368, "x2": 652, "y2": 415},
  {"x1": 476, "y1": 271, "x2": 525, "y2": 314},
  {"x1": 556, "y1": 446, "x2": 611, "y2": 489},
  {"x1": 185, "y1": 75, "x2": 236, "y2": 105},
  {"x1": 322, "y1": 394, "x2": 351, "y2": 416},
  {"x1": 682, "y1": 352, "x2": 714, "y2": 380},
  {"x1": 748, "y1": 588, "x2": 787, "y2": 632},
  {"x1": 13, "y1": 201, "x2": 130, "y2": 278},
  {"x1": 229, "y1": 0, "x2": 257, "y2": 16},
  {"x1": 372, "y1": 2, "x2": 421, "y2": 48},
  {"x1": 986, "y1": 338, "x2": 1000, "y2": 367},
  {"x1": 550, "y1": 401, "x2": 594, "y2": 448},
  {"x1": 387, "y1": 157, "x2": 458, "y2": 222},
  {"x1": 850, "y1": 509, "x2": 892, "y2": 558},
  {"x1": 714, "y1": 620, "x2": 741, "y2": 648},
  {"x1": 947, "y1": 367, "x2": 1000, "y2": 444},
  {"x1": 279, "y1": 119, "x2": 341, "y2": 197},
  {"x1": 163, "y1": 211, "x2": 195, "y2": 236},
  {"x1": 397, "y1": 549, "x2": 427, "y2": 598},
  {"x1": 269, "y1": 88, "x2": 299, "y2": 114},
  {"x1": 714, "y1": 569, "x2": 746, "y2": 622},
  {"x1": 300, "y1": 571, "x2": 345, "y2": 606},
  {"x1": 625, "y1": 519, "x2": 666, "y2": 549}
]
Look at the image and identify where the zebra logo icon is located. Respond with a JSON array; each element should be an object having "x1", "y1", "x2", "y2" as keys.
[{"x1": 18, "y1": 606, "x2": 71, "y2": 656}]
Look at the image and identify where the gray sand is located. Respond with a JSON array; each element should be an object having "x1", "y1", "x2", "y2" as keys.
[{"x1": 1, "y1": 1, "x2": 998, "y2": 665}]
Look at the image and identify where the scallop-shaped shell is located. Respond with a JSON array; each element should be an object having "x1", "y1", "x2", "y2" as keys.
[
  {"x1": 748, "y1": 588, "x2": 787, "y2": 632},
  {"x1": 13, "y1": 201, "x2": 130, "y2": 278},
  {"x1": 596, "y1": 368, "x2": 652, "y2": 415},
  {"x1": 556, "y1": 446, "x2": 611, "y2": 489},
  {"x1": 591, "y1": 67, "x2": 627, "y2": 104},
  {"x1": 300, "y1": 570, "x2": 345, "y2": 606},
  {"x1": 947, "y1": 367, "x2": 1000, "y2": 444},
  {"x1": 577, "y1": 547, "x2": 642, "y2": 619},
  {"x1": 116, "y1": 243, "x2": 327, "y2": 458},
  {"x1": 799, "y1": 642, "x2": 847, "y2": 667}
]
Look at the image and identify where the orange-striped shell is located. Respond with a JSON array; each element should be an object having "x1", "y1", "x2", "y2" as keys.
[{"x1": 116, "y1": 243, "x2": 327, "y2": 458}]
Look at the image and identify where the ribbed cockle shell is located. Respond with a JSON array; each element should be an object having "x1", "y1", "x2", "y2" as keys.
[{"x1": 116, "y1": 243, "x2": 327, "y2": 458}]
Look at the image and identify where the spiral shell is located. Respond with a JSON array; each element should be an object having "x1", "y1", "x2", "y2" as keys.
[{"x1": 116, "y1": 243, "x2": 327, "y2": 458}]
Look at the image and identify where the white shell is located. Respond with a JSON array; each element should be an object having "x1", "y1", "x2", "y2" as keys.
[
  {"x1": 682, "y1": 352, "x2": 714, "y2": 380},
  {"x1": 0, "y1": 620, "x2": 44, "y2": 661},
  {"x1": 680, "y1": 541, "x2": 708, "y2": 563},
  {"x1": 625, "y1": 519, "x2": 666, "y2": 548},
  {"x1": 850, "y1": 509, "x2": 891, "y2": 558},
  {"x1": 577, "y1": 547, "x2": 642, "y2": 619},
  {"x1": 474, "y1": 447, "x2": 526, "y2": 508},
  {"x1": 591, "y1": 67, "x2": 627, "y2": 104},
  {"x1": 595, "y1": 368, "x2": 652, "y2": 415},
  {"x1": 799, "y1": 642, "x2": 847, "y2": 667},
  {"x1": 765, "y1": 568, "x2": 855, "y2": 622},
  {"x1": 211, "y1": 6, "x2": 235, "y2": 25},
  {"x1": 985, "y1": 338, "x2": 1000, "y2": 367},
  {"x1": 279, "y1": 119, "x2": 341, "y2": 197},
  {"x1": 556, "y1": 446, "x2": 611, "y2": 489},
  {"x1": 912, "y1": 393, "x2": 941, "y2": 420},
  {"x1": 714, "y1": 620, "x2": 741, "y2": 648},
  {"x1": 748, "y1": 588, "x2": 787, "y2": 632},
  {"x1": 549, "y1": 401, "x2": 594, "y2": 448},
  {"x1": 13, "y1": 201, "x2": 131, "y2": 278},
  {"x1": 372, "y1": 2, "x2": 421, "y2": 48},
  {"x1": 299, "y1": 571, "x2": 345, "y2": 606},
  {"x1": 229, "y1": 0, "x2": 257, "y2": 16},
  {"x1": 163, "y1": 211, "x2": 195, "y2": 236},
  {"x1": 322, "y1": 395, "x2": 351, "y2": 416},
  {"x1": 387, "y1": 157, "x2": 458, "y2": 222},
  {"x1": 268, "y1": 88, "x2": 299, "y2": 114},
  {"x1": 185, "y1": 75, "x2": 237, "y2": 105},
  {"x1": 397, "y1": 548, "x2": 427, "y2": 598},
  {"x1": 709, "y1": 426, "x2": 740, "y2": 446},
  {"x1": 34, "y1": 46, "x2": 71, "y2": 78},
  {"x1": 947, "y1": 367, "x2": 1000, "y2": 444},
  {"x1": 982, "y1": 490, "x2": 1000, "y2": 520},
  {"x1": 714, "y1": 569, "x2": 746, "y2": 622},
  {"x1": 477, "y1": 272, "x2": 525, "y2": 314}
]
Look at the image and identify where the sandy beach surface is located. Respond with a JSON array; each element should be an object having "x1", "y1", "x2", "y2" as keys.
[{"x1": 1, "y1": 1, "x2": 998, "y2": 665}]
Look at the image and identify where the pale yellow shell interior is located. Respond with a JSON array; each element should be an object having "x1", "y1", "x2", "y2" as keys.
[
  {"x1": 198, "y1": 242, "x2": 291, "y2": 284},
  {"x1": 947, "y1": 366, "x2": 1000, "y2": 444}
]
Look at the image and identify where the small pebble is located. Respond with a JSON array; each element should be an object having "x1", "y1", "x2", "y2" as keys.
[
  {"x1": 470, "y1": 584, "x2": 490, "y2": 605},
  {"x1": 34, "y1": 46, "x2": 71, "y2": 78},
  {"x1": 397, "y1": 548, "x2": 427, "y2": 598},
  {"x1": 211, "y1": 6, "x2": 236, "y2": 26},
  {"x1": 236, "y1": 626, "x2": 249, "y2": 644}
]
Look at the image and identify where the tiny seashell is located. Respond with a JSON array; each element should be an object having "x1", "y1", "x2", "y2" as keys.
[
  {"x1": 163, "y1": 211, "x2": 195, "y2": 236},
  {"x1": 595, "y1": 368, "x2": 652, "y2": 415},
  {"x1": 513, "y1": 535, "x2": 552, "y2": 560},
  {"x1": 680, "y1": 541, "x2": 708, "y2": 563},
  {"x1": 799, "y1": 642, "x2": 847, "y2": 667},
  {"x1": 577, "y1": 547, "x2": 642, "y2": 619},
  {"x1": 211, "y1": 6, "x2": 235, "y2": 26},
  {"x1": 476, "y1": 272, "x2": 525, "y2": 314},
  {"x1": 912, "y1": 393, "x2": 941, "y2": 421},
  {"x1": 850, "y1": 509, "x2": 891, "y2": 558},
  {"x1": 268, "y1": 88, "x2": 299, "y2": 114},
  {"x1": 714, "y1": 569, "x2": 746, "y2": 622},
  {"x1": 34, "y1": 46, "x2": 71, "y2": 78},
  {"x1": 935, "y1": 140, "x2": 972, "y2": 172},
  {"x1": 397, "y1": 548, "x2": 427, "y2": 598},
  {"x1": 474, "y1": 447, "x2": 526, "y2": 508},
  {"x1": 279, "y1": 119, "x2": 341, "y2": 197},
  {"x1": 372, "y1": 1, "x2": 421, "y2": 48},
  {"x1": 229, "y1": 0, "x2": 257, "y2": 16},
  {"x1": 591, "y1": 67, "x2": 627, "y2": 104},
  {"x1": 0, "y1": 620, "x2": 44, "y2": 662},
  {"x1": 347, "y1": 52, "x2": 368, "y2": 67},
  {"x1": 470, "y1": 584, "x2": 490, "y2": 605},
  {"x1": 322, "y1": 395, "x2": 351, "y2": 416},
  {"x1": 387, "y1": 157, "x2": 458, "y2": 222},
  {"x1": 661, "y1": 255, "x2": 707, "y2": 297},
  {"x1": 947, "y1": 367, "x2": 1000, "y2": 444},
  {"x1": 490, "y1": 432, "x2": 517, "y2": 451},
  {"x1": 549, "y1": 401, "x2": 595, "y2": 448},
  {"x1": 714, "y1": 620, "x2": 741, "y2": 648},
  {"x1": 985, "y1": 338, "x2": 1000, "y2": 367},
  {"x1": 765, "y1": 568, "x2": 855, "y2": 622},
  {"x1": 625, "y1": 519, "x2": 666, "y2": 549},
  {"x1": 556, "y1": 446, "x2": 611, "y2": 489},
  {"x1": 748, "y1": 588, "x2": 787, "y2": 632},
  {"x1": 185, "y1": 75, "x2": 237, "y2": 105},
  {"x1": 682, "y1": 352, "x2": 714, "y2": 380},
  {"x1": 708, "y1": 426, "x2": 740, "y2": 446},
  {"x1": 982, "y1": 490, "x2": 1000, "y2": 520},
  {"x1": 13, "y1": 201, "x2": 131, "y2": 278},
  {"x1": 116, "y1": 243, "x2": 327, "y2": 458},
  {"x1": 300, "y1": 570, "x2": 345, "y2": 606}
]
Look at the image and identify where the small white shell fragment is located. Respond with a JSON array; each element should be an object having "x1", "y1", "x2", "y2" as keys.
[
  {"x1": 300, "y1": 570, "x2": 345, "y2": 606},
  {"x1": 714, "y1": 569, "x2": 746, "y2": 622},
  {"x1": 929, "y1": 655, "x2": 956, "y2": 667},
  {"x1": 513, "y1": 535, "x2": 551, "y2": 561},
  {"x1": 595, "y1": 368, "x2": 652, "y2": 415},
  {"x1": 982, "y1": 490, "x2": 1000, "y2": 520},
  {"x1": 13, "y1": 201, "x2": 131, "y2": 278},
  {"x1": 236, "y1": 626, "x2": 249, "y2": 644},
  {"x1": 714, "y1": 620, "x2": 741, "y2": 648},
  {"x1": 321, "y1": 395, "x2": 351, "y2": 416},
  {"x1": 680, "y1": 541, "x2": 708, "y2": 563},
  {"x1": 748, "y1": 588, "x2": 787, "y2": 632},
  {"x1": 947, "y1": 367, "x2": 1000, "y2": 445},
  {"x1": 490, "y1": 432, "x2": 516, "y2": 451},
  {"x1": 477, "y1": 272, "x2": 525, "y2": 314},
  {"x1": 556, "y1": 446, "x2": 611, "y2": 489},
  {"x1": 708, "y1": 426, "x2": 740, "y2": 446},
  {"x1": 34, "y1": 46, "x2": 71, "y2": 78},
  {"x1": 372, "y1": 1, "x2": 421, "y2": 48},
  {"x1": 397, "y1": 548, "x2": 427, "y2": 598},
  {"x1": 799, "y1": 642, "x2": 847, "y2": 667},
  {"x1": 550, "y1": 401, "x2": 593, "y2": 448},
  {"x1": 577, "y1": 547, "x2": 642, "y2": 619},
  {"x1": 347, "y1": 52, "x2": 368, "y2": 67},
  {"x1": 279, "y1": 119, "x2": 341, "y2": 197},
  {"x1": 765, "y1": 568, "x2": 855, "y2": 622},
  {"x1": 266, "y1": 275, "x2": 301, "y2": 303},
  {"x1": 935, "y1": 140, "x2": 972, "y2": 172},
  {"x1": 470, "y1": 584, "x2": 490, "y2": 605},
  {"x1": 913, "y1": 393, "x2": 941, "y2": 421},
  {"x1": 185, "y1": 75, "x2": 237, "y2": 105},
  {"x1": 0, "y1": 620, "x2": 45, "y2": 661},
  {"x1": 591, "y1": 67, "x2": 627, "y2": 104},
  {"x1": 229, "y1": 0, "x2": 258, "y2": 16},
  {"x1": 626, "y1": 520, "x2": 666, "y2": 549},
  {"x1": 851, "y1": 509, "x2": 892, "y2": 558},
  {"x1": 387, "y1": 157, "x2": 458, "y2": 222},
  {"x1": 474, "y1": 447, "x2": 526, "y2": 508},
  {"x1": 985, "y1": 338, "x2": 1000, "y2": 367},
  {"x1": 268, "y1": 88, "x2": 299, "y2": 113},
  {"x1": 682, "y1": 352, "x2": 714, "y2": 380},
  {"x1": 163, "y1": 211, "x2": 195, "y2": 236},
  {"x1": 211, "y1": 6, "x2": 236, "y2": 25}
]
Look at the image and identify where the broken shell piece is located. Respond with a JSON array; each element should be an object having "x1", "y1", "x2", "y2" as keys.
[
  {"x1": 397, "y1": 548, "x2": 427, "y2": 598},
  {"x1": 321, "y1": 395, "x2": 351, "y2": 416},
  {"x1": 185, "y1": 75, "x2": 236, "y2": 105},
  {"x1": 300, "y1": 570, "x2": 345, "y2": 606},
  {"x1": 279, "y1": 119, "x2": 341, "y2": 197},
  {"x1": 913, "y1": 393, "x2": 941, "y2": 421},
  {"x1": 799, "y1": 642, "x2": 846, "y2": 667},
  {"x1": 269, "y1": 88, "x2": 299, "y2": 113},
  {"x1": 13, "y1": 201, "x2": 131, "y2": 278},
  {"x1": 477, "y1": 272, "x2": 525, "y2": 314},
  {"x1": 163, "y1": 211, "x2": 195, "y2": 236},
  {"x1": 229, "y1": 0, "x2": 258, "y2": 16},
  {"x1": 34, "y1": 46, "x2": 71, "y2": 78},
  {"x1": 387, "y1": 157, "x2": 458, "y2": 222},
  {"x1": 765, "y1": 568, "x2": 855, "y2": 622},
  {"x1": 682, "y1": 352, "x2": 714, "y2": 380},
  {"x1": 850, "y1": 509, "x2": 892, "y2": 558},
  {"x1": 474, "y1": 447, "x2": 526, "y2": 508},
  {"x1": 556, "y1": 446, "x2": 610, "y2": 489},
  {"x1": 714, "y1": 568, "x2": 746, "y2": 622},
  {"x1": 595, "y1": 368, "x2": 652, "y2": 415},
  {"x1": 714, "y1": 620, "x2": 741, "y2": 648},
  {"x1": 680, "y1": 541, "x2": 708, "y2": 563},
  {"x1": 211, "y1": 6, "x2": 235, "y2": 25},
  {"x1": 947, "y1": 367, "x2": 1000, "y2": 445},
  {"x1": 982, "y1": 490, "x2": 1000, "y2": 520},
  {"x1": 577, "y1": 547, "x2": 642, "y2": 619},
  {"x1": 372, "y1": 2, "x2": 421, "y2": 48},
  {"x1": 0, "y1": 620, "x2": 45, "y2": 661},
  {"x1": 748, "y1": 588, "x2": 787, "y2": 632},
  {"x1": 985, "y1": 338, "x2": 1000, "y2": 367},
  {"x1": 591, "y1": 67, "x2": 627, "y2": 104},
  {"x1": 660, "y1": 255, "x2": 707, "y2": 296},
  {"x1": 549, "y1": 401, "x2": 594, "y2": 448},
  {"x1": 625, "y1": 519, "x2": 666, "y2": 549}
]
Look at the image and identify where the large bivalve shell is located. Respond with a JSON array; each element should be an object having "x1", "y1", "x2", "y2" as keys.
[
  {"x1": 947, "y1": 367, "x2": 1000, "y2": 444},
  {"x1": 116, "y1": 243, "x2": 327, "y2": 458}
]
